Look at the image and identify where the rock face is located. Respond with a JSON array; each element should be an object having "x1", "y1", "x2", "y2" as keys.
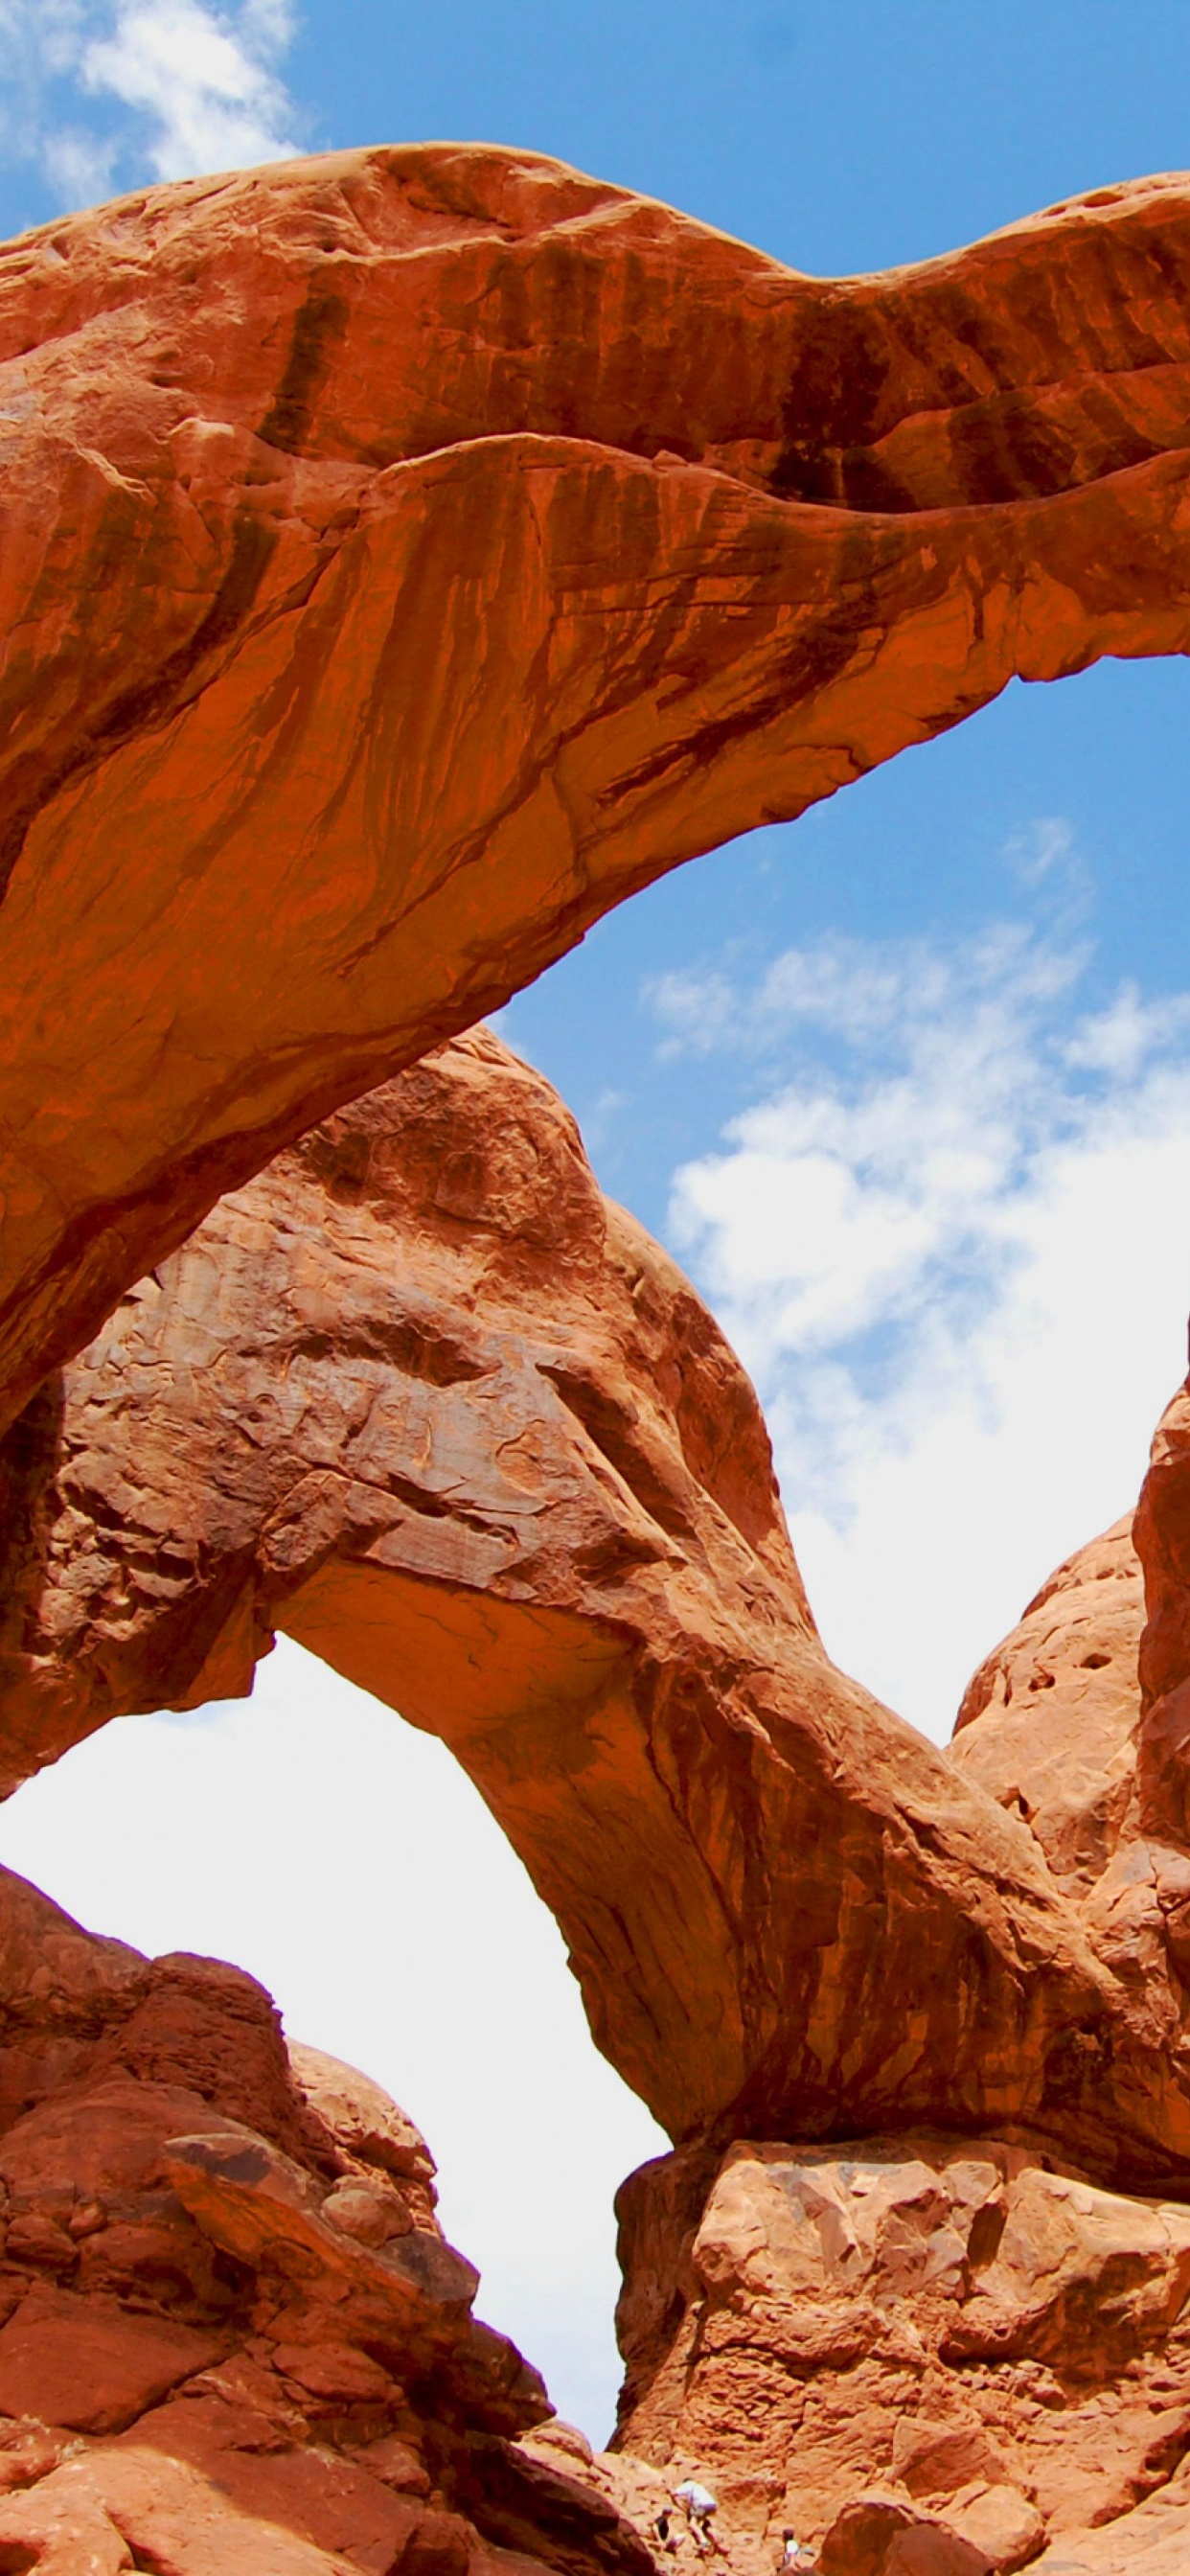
[
  {"x1": 947, "y1": 1497, "x2": 1190, "y2": 2132},
  {"x1": 4, "y1": 1026, "x2": 1190, "y2": 2184},
  {"x1": 614, "y1": 2130, "x2": 1190, "y2": 2570},
  {"x1": 598, "y1": 1430, "x2": 1190, "y2": 2576},
  {"x1": 0, "y1": 1858, "x2": 669, "y2": 2576},
  {"x1": 8, "y1": 152, "x2": 1190, "y2": 1429},
  {"x1": 1133, "y1": 1376, "x2": 1190, "y2": 1829},
  {"x1": 950, "y1": 1517, "x2": 1144, "y2": 1894}
]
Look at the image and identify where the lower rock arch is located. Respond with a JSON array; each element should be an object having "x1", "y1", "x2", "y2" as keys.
[{"x1": 3, "y1": 1024, "x2": 1188, "y2": 2190}]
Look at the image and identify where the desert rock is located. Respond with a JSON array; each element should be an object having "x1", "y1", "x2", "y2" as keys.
[
  {"x1": 8, "y1": 154, "x2": 1190, "y2": 1424},
  {"x1": 614, "y1": 2132, "x2": 1190, "y2": 2566},
  {"x1": 3, "y1": 1028, "x2": 1188, "y2": 2180},
  {"x1": 8, "y1": 131, "x2": 1190, "y2": 2576},
  {"x1": 1132, "y1": 1377, "x2": 1190, "y2": 1856},
  {"x1": 0, "y1": 1859, "x2": 669, "y2": 2576},
  {"x1": 947, "y1": 1466, "x2": 1190, "y2": 2100},
  {"x1": 818, "y1": 2497, "x2": 993, "y2": 2573},
  {"x1": 951, "y1": 1517, "x2": 1144, "y2": 1891},
  {"x1": 1027, "y1": 2460, "x2": 1190, "y2": 2570}
]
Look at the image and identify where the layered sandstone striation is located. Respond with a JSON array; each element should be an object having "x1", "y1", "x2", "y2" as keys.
[
  {"x1": 4, "y1": 1029, "x2": 1190, "y2": 2184},
  {"x1": 10, "y1": 137, "x2": 1190, "y2": 2576},
  {"x1": 9, "y1": 152, "x2": 1190, "y2": 1425},
  {"x1": 12, "y1": 138, "x2": 1190, "y2": 2559}
]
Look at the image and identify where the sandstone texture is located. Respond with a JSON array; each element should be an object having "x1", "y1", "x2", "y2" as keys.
[
  {"x1": 0, "y1": 1856, "x2": 667, "y2": 2576},
  {"x1": 7, "y1": 1024, "x2": 1190, "y2": 2568},
  {"x1": 4, "y1": 1028, "x2": 1190, "y2": 2186},
  {"x1": 950, "y1": 1518, "x2": 1144, "y2": 1894},
  {"x1": 593, "y1": 1411, "x2": 1190, "y2": 2576},
  {"x1": 8, "y1": 153, "x2": 1190, "y2": 1426},
  {"x1": 947, "y1": 1497, "x2": 1190, "y2": 2134},
  {"x1": 613, "y1": 2130, "x2": 1190, "y2": 2570}
]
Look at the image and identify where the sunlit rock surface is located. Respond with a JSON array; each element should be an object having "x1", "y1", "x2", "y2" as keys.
[
  {"x1": 8, "y1": 151, "x2": 1190, "y2": 1426},
  {"x1": 951, "y1": 1517, "x2": 1144, "y2": 1894},
  {"x1": 0, "y1": 1861, "x2": 669, "y2": 2576},
  {"x1": 615, "y1": 2131, "x2": 1190, "y2": 2571},
  {"x1": 4, "y1": 1027, "x2": 1189, "y2": 2187},
  {"x1": 8, "y1": 1056, "x2": 1190, "y2": 2569}
]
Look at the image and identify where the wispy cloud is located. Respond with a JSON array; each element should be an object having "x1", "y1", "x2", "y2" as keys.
[
  {"x1": 1004, "y1": 811, "x2": 1087, "y2": 894},
  {"x1": 0, "y1": 0, "x2": 300, "y2": 208},
  {"x1": 655, "y1": 858, "x2": 1190, "y2": 1739}
]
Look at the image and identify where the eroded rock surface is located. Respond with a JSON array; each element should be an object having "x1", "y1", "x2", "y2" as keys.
[
  {"x1": 614, "y1": 2131, "x2": 1190, "y2": 2570},
  {"x1": 0, "y1": 1858, "x2": 668, "y2": 2576},
  {"x1": 945, "y1": 1466, "x2": 1190, "y2": 2148},
  {"x1": 3, "y1": 1028, "x2": 1188, "y2": 2182},
  {"x1": 8, "y1": 153, "x2": 1190, "y2": 1425},
  {"x1": 951, "y1": 1517, "x2": 1144, "y2": 1893},
  {"x1": 1133, "y1": 1376, "x2": 1190, "y2": 1837}
]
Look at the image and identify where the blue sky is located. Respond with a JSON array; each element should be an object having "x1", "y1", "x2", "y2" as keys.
[{"x1": 4, "y1": 0, "x2": 1190, "y2": 2442}]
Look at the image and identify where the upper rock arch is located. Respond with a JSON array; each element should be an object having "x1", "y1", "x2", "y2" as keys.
[{"x1": 4, "y1": 147, "x2": 1190, "y2": 1421}]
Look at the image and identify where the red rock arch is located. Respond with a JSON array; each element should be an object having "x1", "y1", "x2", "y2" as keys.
[
  {"x1": 5, "y1": 1029, "x2": 1188, "y2": 2188},
  {"x1": 5, "y1": 149, "x2": 1190, "y2": 1426}
]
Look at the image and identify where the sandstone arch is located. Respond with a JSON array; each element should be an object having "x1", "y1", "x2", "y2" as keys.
[
  {"x1": 7, "y1": 1025, "x2": 1190, "y2": 2188},
  {"x1": 5, "y1": 150, "x2": 1190, "y2": 1426}
]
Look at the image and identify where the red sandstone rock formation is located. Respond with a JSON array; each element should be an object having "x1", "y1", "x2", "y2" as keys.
[
  {"x1": 1128, "y1": 1380, "x2": 1190, "y2": 1741},
  {"x1": 591, "y1": 1452, "x2": 1190, "y2": 2572},
  {"x1": 950, "y1": 1517, "x2": 1144, "y2": 1891},
  {"x1": 614, "y1": 2128, "x2": 1190, "y2": 2570},
  {"x1": 0, "y1": 1857, "x2": 667, "y2": 2576},
  {"x1": 945, "y1": 1471, "x2": 1190, "y2": 2112},
  {"x1": 3, "y1": 1065, "x2": 1190, "y2": 2571},
  {"x1": 11, "y1": 139, "x2": 1190, "y2": 2576},
  {"x1": 7, "y1": 151, "x2": 1190, "y2": 1428},
  {"x1": 12, "y1": 1836, "x2": 1190, "y2": 2571},
  {"x1": 4, "y1": 1026, "x2": 1189, "y2": 2185}
]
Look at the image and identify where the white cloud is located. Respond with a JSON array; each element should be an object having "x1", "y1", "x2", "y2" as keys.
[
  {"x1": 0, "y1": 0, "x2": 299, "y2": 206},
  {"x1": 644, "y1": 965, "x2": 741, "y2": 1060},
  {"x1": 1063, "y1": 983, "x2": 1190, "y2": 1079},
  {"x1": 39, "y1": 121, "x2": 120, "y2": 202},
  {"x1": 1004, "y1": 812, "x2": 1085, "y2": 893},
  {"x1": 82, "y1": 0, "x2": 298, "y2": 180},
  {"x1": 663, "y1": 888, "x2": 1190, "y2": 1740}
]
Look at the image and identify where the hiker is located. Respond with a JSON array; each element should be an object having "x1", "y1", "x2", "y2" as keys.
[
  {"x1": 674, "y1": 2480, "x2": 722, "y2": 2556},
  {"x1": 780, "y1": 2537, "x2": 815, "y2": 2573},
  {"x1": 652, "y1": 2508, "x2": 679, "y2": 2556}
]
